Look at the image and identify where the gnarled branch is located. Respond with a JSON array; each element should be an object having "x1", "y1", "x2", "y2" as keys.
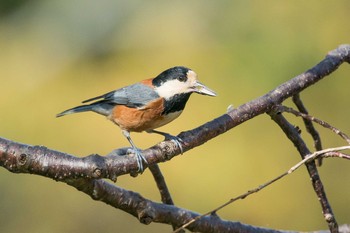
[{"x1": 1, "y1": 44, "x2": 350, "y2": 232}]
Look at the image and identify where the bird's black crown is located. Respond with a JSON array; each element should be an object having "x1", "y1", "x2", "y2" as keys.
[{"x1": 152, "y1": 66, "x2": 190, "y2": 87}]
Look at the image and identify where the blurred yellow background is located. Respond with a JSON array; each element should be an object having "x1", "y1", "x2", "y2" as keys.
[{"x1": 1, "y1": 1, "x2": 350, "y2": 232}]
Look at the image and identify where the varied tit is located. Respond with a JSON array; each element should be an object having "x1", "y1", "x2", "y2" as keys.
[{"x1": 57, "y1": 66, "x2": 217, "y2": 173}]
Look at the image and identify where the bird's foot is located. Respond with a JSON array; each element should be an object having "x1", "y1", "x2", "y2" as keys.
[
  {"x1": 161, "y1": 133, "x2": 184, "y2": 154},
  {"x1": 147, "y1": 130, "x2": 184, "y2": 154},
  {"x1": 127, "y1": 148, "x2": 148, "y2": 175}
]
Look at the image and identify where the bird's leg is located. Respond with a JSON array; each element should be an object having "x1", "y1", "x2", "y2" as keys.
[
  {"x1": 147, "y1": 130, "x2": 184, "y2": 154},
  {"x1": 122, "y1": 130, "x2": 148, "y2": 173}
]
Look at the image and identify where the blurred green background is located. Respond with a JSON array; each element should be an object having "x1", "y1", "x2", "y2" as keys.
[{"x1": 1, "y1": 1, "x2": 350, "y2": 232}]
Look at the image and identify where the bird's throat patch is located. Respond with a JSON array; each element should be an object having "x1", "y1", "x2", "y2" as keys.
[{"x1": 162, "y1": 93, "x2": 191, "y2": 115}]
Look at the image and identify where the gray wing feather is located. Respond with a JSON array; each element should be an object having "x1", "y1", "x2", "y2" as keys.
[
  {"x1": 122, "y1": 83, "x2": 159, "y2": 107},
  {"x1": 84, "y1": 83, "x2": 159, "y2": 108},
  {"x1": 57, "y1": 83, "x2": 159, "y2": 118}
]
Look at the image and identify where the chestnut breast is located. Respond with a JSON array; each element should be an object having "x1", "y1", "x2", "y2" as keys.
[{"x1": 110, "y1": 98, "x2": 182, "y2": 132}]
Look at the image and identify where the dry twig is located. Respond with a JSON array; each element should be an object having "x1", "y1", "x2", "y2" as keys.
[{"x1": 174, "y1": 146, "x2": 350, "y2": 233}]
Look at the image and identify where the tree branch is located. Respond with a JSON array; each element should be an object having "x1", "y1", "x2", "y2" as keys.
[
  {"x1": 67, "y1": 177, "x2": 301, "y2": 233},
  {"x1": 1, "y1": 44, "x2": 350, "y2": 232},
  {"x1": 292, "y1": 94, "x2": 324, "y2": 165},
  {"x1": 148, "y1": 164, "x2": 183, "y2": 232},
  {"x1": 268, "y1": 109, "x2": 338, "y2": 233},
  {"x1": 1, "y1": 44, "x2": 349, "y2": 182}
]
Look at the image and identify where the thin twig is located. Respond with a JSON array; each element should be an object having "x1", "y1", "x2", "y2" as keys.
[
  {"x1": 322, "y1": 152, "x2": 350, "y2": 160},
  {"x1": 173, "y1": 145, "x2": 350, "y2": 233},
  {"x1": 173, "y1": 173, "x2": 287, "y2": 233},
  {"x1": 149, "y1": 164, "x2": 174, "y2": 205},
  {"x1": 288, "y1": 146, "x2": 350, "y2": 173},
  {"x1": 277, "y1": 105, "x2": 350, "y2": 144},
  {"x1": 148, "y1": 164, "x2": 184, "y2": 232},
  {"x1": 269, "y1": 111, "x2": 338, "y2": 233},
  {"x1": 292, "y1": 94, "x2": 323, "y2": 165}
]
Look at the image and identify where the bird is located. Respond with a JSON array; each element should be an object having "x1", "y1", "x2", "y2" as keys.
[{"x1": 56, "y1": 66, "x2": 217, "y2": 173}]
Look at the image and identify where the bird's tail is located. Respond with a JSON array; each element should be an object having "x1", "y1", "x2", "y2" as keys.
[{"x1": 56, "y1": 105, "x2": 93, "y2": 117}]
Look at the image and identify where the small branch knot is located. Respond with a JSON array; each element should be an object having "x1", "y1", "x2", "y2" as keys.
[
  {"x1": 325, "y1": 213, "x2": 334, "y2": 222},
  {"x1": 18, "y1": 153, "x2": 27, "y2": 166},
  {"x1": 140, "y1": 216, "x2": 153, "y2": 225},
  {"x1": 138, "y1": 208, "x2": 155, "y2": 225},
  {"x1": 92, "y1": 168, "x2": 102, "y2": 178}
]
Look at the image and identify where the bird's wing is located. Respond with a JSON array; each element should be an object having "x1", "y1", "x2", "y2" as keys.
[{"x1": 82, "y1": 83, "x2": 160, "y2": 108}]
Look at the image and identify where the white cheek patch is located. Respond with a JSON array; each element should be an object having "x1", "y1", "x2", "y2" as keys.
[
  {"x1": 155, "y1": 79, "x2": 190, "y2": 99},
  {"x1": 154, "y1": 70, "x2": 199, "y2": 99}
]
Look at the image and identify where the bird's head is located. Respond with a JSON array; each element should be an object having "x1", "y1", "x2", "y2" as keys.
[{"x1": 152, "y1": 66, "x2": 217, "y2": 99}]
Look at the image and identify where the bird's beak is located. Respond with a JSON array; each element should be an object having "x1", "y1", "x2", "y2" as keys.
[{"x1": 193, "y1": 81, "x2": 217, "y2": 96}]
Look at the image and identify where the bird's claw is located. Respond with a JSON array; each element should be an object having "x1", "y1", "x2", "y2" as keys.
[
  {"x1": 127, "y1": 148, "x2": 148, "y2": 174},
  {"x1": 164, "y1": 134, "x2": 184, "y2": 154},
  {"x1": 147, "y1": 130, "x2": 184, "y2": 154}
]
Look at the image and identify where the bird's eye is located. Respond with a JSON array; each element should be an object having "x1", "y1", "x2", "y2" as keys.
[{"x1": 177, "y1": 76, "x2": 187, "y2": 82}]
